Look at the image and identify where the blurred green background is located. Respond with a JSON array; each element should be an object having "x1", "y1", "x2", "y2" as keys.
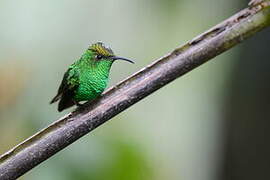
[{"x1": 1, "y1": 0, "x2": 270, "y2": 180}]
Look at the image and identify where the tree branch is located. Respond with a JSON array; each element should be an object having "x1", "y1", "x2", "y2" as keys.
[{"x1": 1, "y1": 2, "x2": 270, "y2": 180}]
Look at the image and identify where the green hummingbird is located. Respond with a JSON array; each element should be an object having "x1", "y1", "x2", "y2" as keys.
[{"x1": 50, "y1": 42, "x2": 134, "y2": 112}]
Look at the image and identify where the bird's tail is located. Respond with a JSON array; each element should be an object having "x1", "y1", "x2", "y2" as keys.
[
  {"x1": 50, "y1": 94, "x2": 61, "y2": 104},
  {"x1": 58, "y1": 93, "x2": 75, "y2": 112}
]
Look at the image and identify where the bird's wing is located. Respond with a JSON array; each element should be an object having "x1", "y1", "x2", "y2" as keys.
[{"x1": 50, "y1": 67, "x2": 79, "y2": 104}]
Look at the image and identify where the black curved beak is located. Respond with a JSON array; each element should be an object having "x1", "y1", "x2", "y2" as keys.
[{"x1": 111, "y1": 56, "x2": 134, "y2": 64}]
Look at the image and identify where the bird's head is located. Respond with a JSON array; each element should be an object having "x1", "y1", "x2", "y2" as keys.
[{"x1": 87, "y1": 42, "x2": 134, "y2": 64}]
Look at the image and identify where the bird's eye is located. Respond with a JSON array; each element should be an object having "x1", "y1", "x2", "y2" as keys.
[{"x1": 96, "y1": 55, "x2": 103, "y2": 60}]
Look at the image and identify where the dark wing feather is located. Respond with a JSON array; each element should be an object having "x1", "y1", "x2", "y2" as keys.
[
  {"x1": 50, "y1": 71, "x2": 70, "y2": 104},
  {"x1": 50, "y1": 68, "x2": 80, "y2": 111},
  {"x1": 57, "y1": 88, "x2": 77, "y2": 111}
]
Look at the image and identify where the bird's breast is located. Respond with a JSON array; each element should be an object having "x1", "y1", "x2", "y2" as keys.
[{"x1": 74, "y1": 72, "x2": 108, "y2": 101}]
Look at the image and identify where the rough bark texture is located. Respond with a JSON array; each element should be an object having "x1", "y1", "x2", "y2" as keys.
[{"x1": 0, "y1": 1, "x2": 270, "y2": 180}]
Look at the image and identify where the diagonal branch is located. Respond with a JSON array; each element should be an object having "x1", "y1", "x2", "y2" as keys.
[{"x1": 1, "y1": 1, "x2": 270, "y2": 180}]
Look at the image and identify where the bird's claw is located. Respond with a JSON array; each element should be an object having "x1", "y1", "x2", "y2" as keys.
[{"x1": 73, "y1": 100, "x2": 84, "y2": 107}]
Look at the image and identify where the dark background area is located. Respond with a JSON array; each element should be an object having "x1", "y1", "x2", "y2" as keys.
[{"x1": 222, "y1": 21, "x2": 270, "y2": 180}]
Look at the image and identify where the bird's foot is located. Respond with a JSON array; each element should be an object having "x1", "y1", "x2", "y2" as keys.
[{"x1": 73, "y1": 100, "x2": 84, "y2": 107}]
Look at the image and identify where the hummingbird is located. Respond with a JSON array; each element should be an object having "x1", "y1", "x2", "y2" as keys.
[{"x1": 50, "y1": 42, "x2": 134, "y2": 112}]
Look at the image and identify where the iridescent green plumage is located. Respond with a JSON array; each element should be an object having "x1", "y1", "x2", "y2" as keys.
[{"x1": 50, "y1": 42, "x2": 133, "y2": 112}]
